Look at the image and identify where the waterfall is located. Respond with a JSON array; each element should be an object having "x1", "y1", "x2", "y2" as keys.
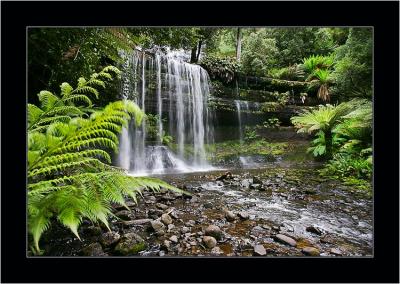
[
  {"x1": 234, "y1": 99, "x2": 250, "y2": 143},
  {"x1": 117, "y1": 49, "x2": 215, "y2": 175}
]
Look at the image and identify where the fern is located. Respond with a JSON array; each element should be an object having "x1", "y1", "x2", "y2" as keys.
[{"x1": 28, "y1": 69, "x2": 184, "y2": 255}]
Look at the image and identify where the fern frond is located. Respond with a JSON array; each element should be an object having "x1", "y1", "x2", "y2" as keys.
[
  {"x1": 38, "y1": 91, "x2": 60, "y2": 111},
  {"x1": 72, "y1": 86, "x2": 99, "y2": 98},
  {"x1": 62, "y1": 94, "x2": 92, "y2": 107}
]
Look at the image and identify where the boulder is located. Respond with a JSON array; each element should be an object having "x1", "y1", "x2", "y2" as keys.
[
  {"x1": 205, "y1": 225, "x2": 222, "y2": 240},
  {"x1": 203, "y1": 236, "x2": 217, "y2": 248},
  {"x1": 81, "y1": 243, "x2": 107, "y2": 256},
  {"x1": 99, "y1": 231, "x2": 120, "y2": 247},
  {"x1": 306, "y1": 226, "x2": 323, "y2": 235},
  {"x1": 225, "y1": 211, "x2": 236, "y2": 222},
  {"x1": 114, "y1": 233, "x2": 147, "y2": 255}
]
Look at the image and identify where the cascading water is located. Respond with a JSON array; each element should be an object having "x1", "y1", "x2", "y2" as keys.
[{"x1": 117, "y1": 49, "x2": 215, "y2": 175}]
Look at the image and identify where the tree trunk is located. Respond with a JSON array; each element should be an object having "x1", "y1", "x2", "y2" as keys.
[
  {"x1": 196, "y1": 40, "x2": 202, "y2": 62},
  {"x1": 236, "y1": 28, "x2": 242, "y2": 62},
  {"x1": 324, "y1": 131, "x2": 333, "y2": 159},
  {"x1": 190, "y1": 46, "x2": 197, "y2": 63}
]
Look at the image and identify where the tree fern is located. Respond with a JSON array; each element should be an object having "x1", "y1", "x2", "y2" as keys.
[{"x1": 28, "y1": 69, "x2": 185, "y2": 255}]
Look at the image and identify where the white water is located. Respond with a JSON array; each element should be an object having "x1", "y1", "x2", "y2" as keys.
[
  {"x1": 117, "y1": 49, "x2": 215, "y2": 175},
  {"x1": 234, "y1": 100, "x2": 252, "y2": 166}
]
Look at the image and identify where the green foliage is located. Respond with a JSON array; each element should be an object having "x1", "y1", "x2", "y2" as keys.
[
  {"x1": 320, "y1": 152, "x2": 372, "y2": 180},
  {"x1": 330, "y1": 28, "x2": 373, "y2": 98},
  {"x1": 257, "y1": 117, "x2": 281, "y2": 129},
  {"x1": 200, "y1": 55, "x2": 241, "y2": 84},
  {"x1": 268, "y1": 65, "x2": 305, "y2": 81},
  {"x1": 27, "y1": 70, "x2": 182, "y2": 254},
  {"x1": 241, "y1": 29, "x2": 279, "y2": 76},
  {"x1": 244, "y1": 126, "x2": 260, "y2": 142}
]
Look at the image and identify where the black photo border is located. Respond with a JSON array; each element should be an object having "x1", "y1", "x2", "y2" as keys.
[{"x1": 1, "y1": 1, "x2": 399, "y2": 283}]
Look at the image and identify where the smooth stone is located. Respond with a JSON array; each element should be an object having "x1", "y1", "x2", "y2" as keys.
[
  {"x1": 203, "y1": 236, "x2": 217, "y2": 248},
  {"x1": 167, "y1": 224, "x2": 175, "y2": 231},
  {"x1": 225, "y1": 211, "x2": 236, "y2": 222},
  {"x1": 274, "y1": 234, "x2": 297, "y2": 247},
  {"x1": 302, "y1": 247, "x2": 320, "y2": 256},
  {"x1": 253, "y1": 244, "x2": 266, "y2": 256},
  {"x1": 123, "y1": 219, "x2": 152, "y2": 226},
  {"x1": 114, "y1": 233, "x2": 147, "y2": 255},
  {"x1": 210, "y1": 246, "x2": 224, "y2": 255},
  {"x1": 161, "y1": 214, "x2": 173, "y2": 225},
  {"x1": 238, "y1": 212, "x2": 249, "y2": 220},
  {"x1": 330, "y1": 248, "x2": 343, "y2": 255},
  {"x1": 205, "y1": 225, "x2": 222, "y2": 240},
  {"x1": 99, "y1": 231, "x2": 120, "y2": 247}
]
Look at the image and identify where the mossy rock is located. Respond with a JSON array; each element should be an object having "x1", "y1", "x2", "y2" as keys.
[{"x1": 114, "y1": 233, "x2": 147, "y2": 255}]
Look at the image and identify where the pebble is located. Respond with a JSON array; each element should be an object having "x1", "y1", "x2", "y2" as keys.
[
  {"x1": 330, "y1": 248, "x2": 343, "y2": 255},
  {"x1": 238, "y1": 212, "x2": 249, "y2": 220},
  {"x1": 253, "y1": 244, "x2": 266, "y2": 256},
  {"x1": 203, "y1": 236, "x2": 217, "y2": 248},
  {"x1": 155, "y1": 203, "x2": 169, "y2": 210},
  {"x1": 205, "y1": 225, "x2": 222, "y2": 240},
  {"x1": 210, "y1": 246, "x2": 224, "y2": 255},
  {"x1": 274, "y1": 234, "x2": 297, "y2": 247},
  {"x1": 169, "y1": 235, "x2": 178, "y2": 243},
  {"x1": 225, "y1": 211, "x2": 236, "y2": 222},
  {"x1": 99, "y1": 231, "x2": 120, "y2": 247},
  {"x1": 161, "y1": 213, "x2": 173, "y2": 225}
]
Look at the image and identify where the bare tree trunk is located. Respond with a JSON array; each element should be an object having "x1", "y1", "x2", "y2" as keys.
[
  {"x1": 190, "y1": 46, "x2": 197, "y2": 63},
  {"x1": 196, "y1": 40, "x2": 202, "y2": 62},
  {"x1": 236, "y1": 28, "x2": 242, "y2": 62}
]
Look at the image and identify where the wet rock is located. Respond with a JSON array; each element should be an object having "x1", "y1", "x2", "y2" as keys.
[
  {"x1": 306, "y1": 226, "x2": 323, "y2": 235},
  {"x1": 304, "y1": 189, "x2": 317, "y2": 195},
  {"x1": 240, "y1": 179, "x2": 252, "y2": 188},
  {"x1": 115, "y1": 210, "x2": 131, "y2": 221},
  {"x1": 161, "y1": 214, "x2": 173, "y2": 225},
  {"x1": 225, "y1": 211, "x2": 236, "y2": 222},
  {"x1": 159, "y1": 251, "x2": 165, "y2": 256},
  {"x1": 330, "y1": 248, "x2": 343, "y2": 256},
  {"x1": 167, "y1": 224, "x2": 175, "y2": 231},
  {"x1": 252, "y1": 176, "x2": 263, "y2": 185},
  {"x1": 253, "y1": 244, "x2": 266, "y2": 256},
  {"x1": 148, "y1": 209, "x2": 164, "y2": 218},
  {"x1": 81, "y1": 243, "x2": 107, "y2": 256},
  {"x1": 155, "y1": 203, "x2": 169, "y2": 210},
  {"x1": 82, "y1": 226, "x2": 102, "y2": 236},
  {"x1": 169, "y1": 235, "x2": 178, "y2": 243},
  {"x1": 274, "y1": 234, "x2": 297, "y2": 247},
  {"x1": 203, "y1": 236, "x2": 217, "y2": 248},
  {"x1": 251, "y1": 226, "x2": 265, "y2": 237},
  {"x1": 216, "y1": 171, "x2": 232, "y2": 181},
  {"x1": 190, "y1": 196, "x2": 199, "y2": 203},
  {"x1": 262, "y1": 224, "x2": 272, "y2": 231},
  {"x1": 123, "y1": 218, "x2": 152, "y2": 226},
  {"x1": 205, "y1": 225, "x2": 222, "y2": 240},
  {"x1": 302, "y1": 247, "x2": 320, "y2": 256},
  {"x1": 204, "y1": 202, "x2": 213, "y2": 209},
  {"x1": 114, "y1": 233, "x2": 147, "y2": 255},
  {"x1": 163, "y1": 240, "x2": 171, "y2": 250},
  {"x1": 238, "y1": 212, "x2": 249, "y2": 220},
  {"x1": 100, "y1": 231, "x2": 120, "y2": 247},
  {"x1": 151, "y1": 220, "x2": 166, "y2": 235},
  {"x1": 250, "y1": 184, "x2": 262, "y2": 190},
  {"x1": 320, "y1": 235, "x2": 335, "y2": 244}
]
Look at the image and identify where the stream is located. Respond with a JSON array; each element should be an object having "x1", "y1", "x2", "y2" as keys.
[{"x1": 42, "y1": 140, "x2": 373, "y2": 257}]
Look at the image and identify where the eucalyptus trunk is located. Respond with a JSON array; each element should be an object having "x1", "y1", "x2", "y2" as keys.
[{"x1": 236, "y1": 28, "x2": 242, "y2": 62}]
